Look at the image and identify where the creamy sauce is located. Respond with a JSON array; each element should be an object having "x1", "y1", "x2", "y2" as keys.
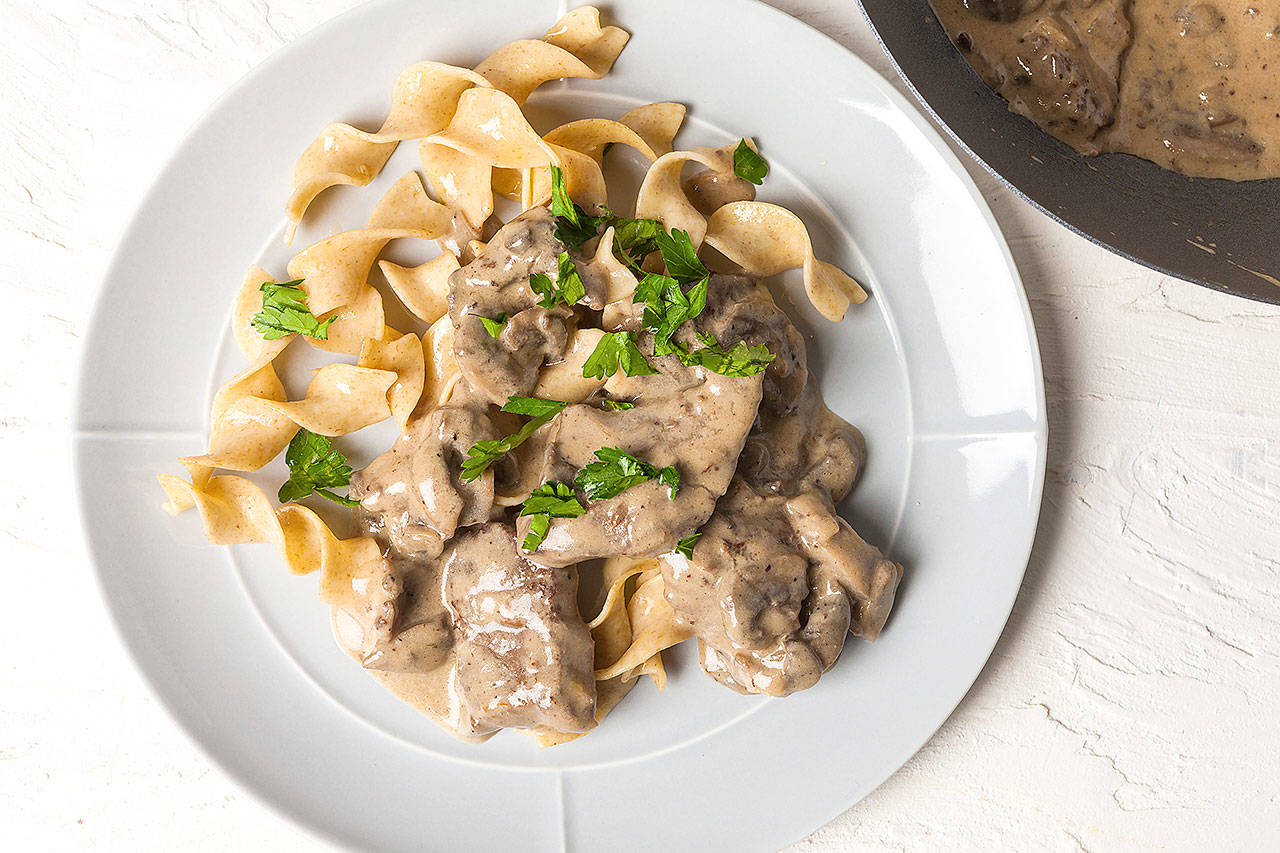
[
  {"x1": 932, "y1": 0, "x2": 1280, "y2": 180},
  {"x1": 335, "y1": 200, "x2": 903, "y2": 739}
]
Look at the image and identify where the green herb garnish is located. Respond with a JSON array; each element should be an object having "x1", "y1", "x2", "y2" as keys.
[
  {"x1": 519, "y1": 481, "x2": 587, "y2": 551},
  {"x1": 581, "y1": 331, "x2": 657, "y2": 379},
  {"x1": 550, "y1": 165, "x2": 609, "y2": 249},
  {"x1": 278, "y1": 429, "x2": 359, "y2": 506},
  {"x1": 461, "y1": 397, "x2": 568, "y2": 482},
  {"x1": 574, "y1": 447, "x2": 679, "y2": 501},
  {"x1": 529, "y1": 253, "x2": 586, "y2": 310},
  {"x1": 634, "y1": 272, "x2": 708, "y2": 357},
  {"x1": 732, "y1": 139, "x2": 768, "y2": 185},
  {"x1": 609, "y1": 217, "x2": 665, "y2": 271},
  {"x1": 501, "y1": 395, "x2": 570, "y2": 418},
  {"x1": 601, "y1": 400, "x2": 636, "y2": 411},
  {"x1": 679, "y1": 332, "x2": 776, "y2": 377},
  {"x1": 471, "y1": 311, "x2": 507, "y2": 338},
  {"x1": 653, "y1": 228, "x2": 709, "y2": 284},
  {"x1": 675, "y1": 533, "x2": 701, "y2": 559},
  {"x1": 251, "y1": 280, "x2": 335, "y2": 341}
]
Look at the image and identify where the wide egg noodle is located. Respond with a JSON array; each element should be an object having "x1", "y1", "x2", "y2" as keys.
[
  {"x1": 179, "y1": 361, "x2": 396, "y2": 486},
  {"x1": 378, "y1": 253, "x2": 458, "y2": 325},
  {"x1": 232, "y1": 266, "x2": 386, "y2": 359},
  {"x1": 419, "y1": 315, "x2": 463, "y2": 414},
  {"x1": 532, "y1": 328, "x2": 607, "y2": 401},
  {"x1": 179, "y1": 361, "x2": 291, "y2": 485},
  {"x1": 287, "y1": 174, "x2": 450, "y2": 315},
  {"x1": 417, "y1": 141, "x2": 495, "y2": 232},
  {"x1": 158, "y1": 473, "x2": 385, "y2": 605},
  {"x1": 284, "y1": 62, "x2": 494, "y2": 239},
  {"x1": 425, "y1": 87, "x2": 560, "y2": 170},
  {"x1": 476, "y1": 6, "x2": 628, "y2": 105},
  {"x1": 262, "y1": 363, "x2": 396, "y2": 436},
  {"x1": 357, "y1": 332, "x2": 425, "y2": 432},
  {"x1": 634, "y1": 144, "x2": 736, "y2": 246},
  {"x1": 703, "y1": 200, "x2": 869, "y2": 322},
  {"x1": 595, "y1": 571, "x2": 692, "y2": 681},
  {"x1": 232, "y1": 265, "x2": 293, "y2": 363},
  {"x1": 618, "y1": 102, "x2": 686, "y2": 157}
]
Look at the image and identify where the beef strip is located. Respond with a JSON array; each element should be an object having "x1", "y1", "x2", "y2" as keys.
[
  {"x1": 659, "y1": 286, "x2": 901, "y2": 696},
  {"x1": 448, "y1": 207, "x2": 572, "y2": 405},
  {"x1": 351, "y1": 405, "x2": 497, "y2": 561},
  {"x1": 443, "y1": 522, "x2": 597, "y2": 733},
  {"x1": 515, "y1": 275, "x2": 780, "y2": 567}
]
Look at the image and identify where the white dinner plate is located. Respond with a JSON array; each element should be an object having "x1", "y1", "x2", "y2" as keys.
[{"x1": 74, "y1": 0, "x2": 1046, "y2": 849}]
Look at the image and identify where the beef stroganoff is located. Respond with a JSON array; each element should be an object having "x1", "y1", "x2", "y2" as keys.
[{"x1": 158, "y1": 6, "x2": 903, "y2": 745}]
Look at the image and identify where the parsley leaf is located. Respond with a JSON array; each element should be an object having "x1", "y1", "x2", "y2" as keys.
[
  {"x1": 657, "y1": 465, "x2": 680, "y2": 498},
  {"x1": 601, "y1": 400, "x2": 636, "y2": 411},
  {"x1": 519, "y1": 481, "x2": 587, "y2": 551},
  {"x1": 555, "y1": 252, "x2": 587, "y2": 306},
  {"x1": 679, "y1": 332, "x2": 776, "y2": 377},
  {"x1": 733, "y1": 139, "x2": 768, "y2": 185},
  {"x1": 471, "y1": 311, "x2": 507, "y2": 338},
  {"x1": 609, "y1": 217, "x2": 664, "y2": 271},
  {"x1": 653, "y1": 229, "x2": 709, "y2": 284},
  {"x1": 550, "y1": 165, "x2": 608, "y2": 249},
  {"x1": 582, "y1": 331, "x2": 658, "y2": 379},
  {"x1": 529, "y1": 272, "x2": 556, "y2": 308},
  {"x1": 501, "y1": 395, "x2": 569, "y2": 418},
  {"x1": 634, "y1": 273, "x2": 708, "y2": 357},
  {"x1": 529, "y1": 253, "x2": 586, "y2": 309},
  {"x1": 251, "y1": 280, "x2": 335, "y2": 341},
  {"x1": 278, "y1": 429, "x2": 359, "y2": 507},
  {"x1": 461, "y1": 397, "x2": 569, "y2": 481},
  {"x1": 674, "y1": 533, "x2": 702, "y2": 559},
  {"x1": 520, "y1": 481, "x2": 587, "y2": 516},
  {"x1": 523, "y1": 514, "x2": 552, "y2": 552},
  {"x1": 574, "y1": 447, "x2": 678, "y2": 501}
]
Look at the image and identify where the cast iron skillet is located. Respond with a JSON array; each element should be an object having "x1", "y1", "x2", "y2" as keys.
[{"x1": 858, "y1": 0, "x2": 1280, "y2": 305}]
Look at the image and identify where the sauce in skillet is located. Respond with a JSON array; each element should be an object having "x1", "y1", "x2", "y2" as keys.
[{"x1": 931, "y1": 0, "x2": 1280, "y2": 180}]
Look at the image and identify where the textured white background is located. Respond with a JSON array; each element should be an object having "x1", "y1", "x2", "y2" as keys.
[{"x1": 4, "y1": 0, "x2": 1279, "y2": 850}]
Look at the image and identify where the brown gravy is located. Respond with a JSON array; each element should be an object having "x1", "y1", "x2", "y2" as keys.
[{"x1": 931, "y1": 0, "x2": 1280, "y2": 180}]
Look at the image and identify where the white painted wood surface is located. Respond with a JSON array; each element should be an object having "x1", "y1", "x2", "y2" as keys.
[{"x1": 3, "y1": 1, "x2": 1278, "y2": 849}]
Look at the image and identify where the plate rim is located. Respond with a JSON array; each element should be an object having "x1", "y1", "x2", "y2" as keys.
[{"x1": 73, "y1": 0, "x2": 1048, "y2": 847}]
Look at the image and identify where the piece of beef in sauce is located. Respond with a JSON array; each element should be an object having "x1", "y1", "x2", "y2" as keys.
[
  {"x1": 938, "y1": 0, "x2": 1131, "y2": 153},
  {"x1": 659, "y1": 285, "x2": 901, "y2": 696},
  {"x1": 351, "y1": 404, "x2": 497, "y2": 561},
  {"x1": 443, "y1": 522, "x2": 597, "y2": 734},
  {"x1": 516, "y1": 274, "x2": 784, "y2": 567},
  {"x1": 448, "y1": 206, "x2": 572, "y2": 406}
]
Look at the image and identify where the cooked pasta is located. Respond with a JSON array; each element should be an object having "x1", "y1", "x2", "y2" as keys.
[{"x1": 159, "y1": 6, "x2": 899, "y2": 746}]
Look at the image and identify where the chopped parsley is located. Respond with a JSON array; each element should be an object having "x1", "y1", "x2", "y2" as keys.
[
  {"x1": 519, "y1": 481, "x2": 587, "y2": 551},
  {"x1": 674, "y1": 533, "x2": 702, "y2": 559},
  {"x1": 732, "y1": 139, "x2": 768, "y2": 185},
  {"x1": 549, "y1": 165, "x2": 609, "y2": 249},
  {"x1": 471, "y1": 311, "x2": 507, "y2": 338},
  {"x1": 654, "y1": 228, "x2": 709, "y2": 284},
  {"x1": 581, "y1": 331, "x2": 657, "y2": 379},
  {"x1": 679, "y1": 332, "x2": 776, "y2": 377},
  {"x1": 601, "y1": 399, "x2": 636, "y2": 411},
  {"x1": 634, "y1": 272, "x2": 708, "y2": 357},
  {"x1": 251, "y1": 280, "x2": 335, "y2": 341},
  {"x1": 501, "y1": 395, "x2": 570, "y2": 418},
  {"x1": 460, "y1": 396, "x2": 568, "y2": 482},
  {"x1": 277, "y1": 429, "x2": 359, "y2": 507},
  {"x1": 529, "y1": 252, "x2": 586, "y2": 310},
  {"x1": 574, "y1": 447, "x2": 679, "y2": 502},
  {"x1": 609, "y1": 217, "x2": 665, "y2": 271}
]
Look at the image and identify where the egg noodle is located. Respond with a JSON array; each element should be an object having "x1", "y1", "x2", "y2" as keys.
[{"x1": 159, "y1": 6, "x2": 870, "y2": 744}]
